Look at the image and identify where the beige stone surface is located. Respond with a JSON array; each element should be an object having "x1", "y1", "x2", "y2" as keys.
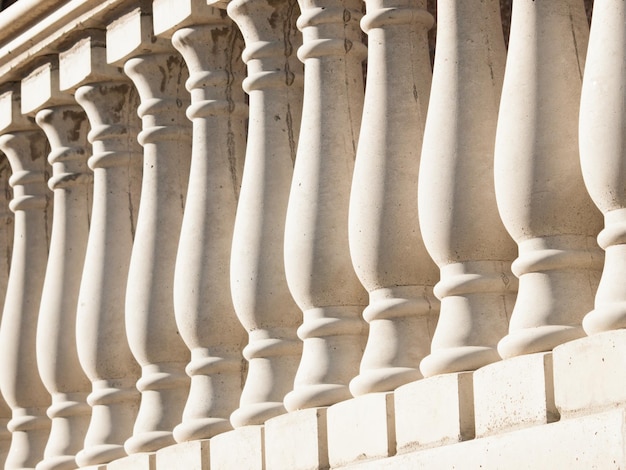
[
  {"x1": 210, "y1": 426, "x2": 264, "y2": 470},
  {"x1": 474, "y1": 353, "x2": 558, "y2": 438},
  {"x1": 395, "y1": 373, "x2": 474, "y2": 453},
  {"x1": 350, "y1": 408, "x2": 626, "y2": 470},
  {"x1": 107, "y1": 452, "x2": 155, "y2": 470},
  {"x1": 327, "y1": 393, "x2": 395, "y2": 468},
  {"x1": 265, "y1": 408, "x2": 328, "y2": 470},
  {"x1": 553, "y1": 330, "x2": 626, "y2": 418},
  {"x1": 156, "y1": 440, "x2": 209, "y2": 470}
]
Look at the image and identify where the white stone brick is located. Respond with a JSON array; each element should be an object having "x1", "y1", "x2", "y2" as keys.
[
  {"x1": 473, "y1": 352, "x2": 558, "y2": 438},
  {"x1": 107, "y1": 453, "x2": 155, "y2": 470},
  {"x1": 156, "y1": 440, "x2": 209, "y2": 470},
  {"x1": 265, "y1": 407, "x2": 328, "y2": 470},
  {"x1": 209, "y1": 425, "x2": 264, "y2": 470},
  {"x1": 395, "y1": 372, "x2": 474, "y2": 452},
  {"x1": 327, "y1": 393, "x2": 394, "y2": 468}
]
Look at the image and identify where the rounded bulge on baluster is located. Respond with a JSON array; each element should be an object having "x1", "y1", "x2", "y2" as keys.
[
  {"x1": 230, "y1": 335, "x2": 302, "y2": 428},
  {"x1": 348, "y1": 290, "x2": 435, "y2": 396},
  {"x1": 496, "y1": 240, "x2": 600, "y2": 359},
  {"x1": 583, "y1": 216, "x2": 626, "y2": 335},
  {"x1": 283, "y1": 306, "x2": 366, "y2": 412}
]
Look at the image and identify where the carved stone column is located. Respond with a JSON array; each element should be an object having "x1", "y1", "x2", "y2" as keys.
[
  {"x1": 348, "y1": 0, "x2": 438, "y2": 396},
  {"x1": 494, "y1": 0, "x2": 602, "y2": 358},
  {"x1": 418, "y1": 0, "x2": 516, "y2": 377},
  {"x1": 59, "y1": 31, "x2": 142, "y2": 466},
  {"x1": 152, "y1": 0, "x2": 249, "y2": 441},
  {"x1": 579, "y1": 0, "x2": 626, "y2": 335},
  {"x1": 0, "y1": 86, "x2": 51, "y2": 470},
  {"x1": 227, "y1": 0, "x2": 304, "y2": 427},
  {"x1": 107, "y1": 7, "x2": 192, "y2": 454},
  {"x1": 0, "y1": 156, "x2": 14, "y2": 469},
  {"x1": 283, "y1": 0, "x2": 368, "y2": 412},
  {"x1": 19, "y1": 59, "x2": 93, "y2": 470}
]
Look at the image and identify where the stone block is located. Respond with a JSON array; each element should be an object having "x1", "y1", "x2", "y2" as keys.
[
  {"x1": 156, "y1": 440, "x2": 210, "y2": 470},
  {"x1": 553, "y1": 329, "x2": 626, "y2": 418},
  {"x1": 394, "y1": 373, "x2": 474, "y2": 453},
  {"x1": 59, "y1": 32, "x2": 123, "y2": 91},
  {"x1": 473, "y1": 352, "x2": 558, "y2": 437},
  {"x1": 106, "y1": 8, "x2": 153, "y2": 65},
  {"x1": 265, "y1": 407, "x2": 328, "y2": 470},
  {"x1": 152, "y1": 0, "x2": 218, "y2": 37},
  {"x1": 209, "y1": 425, "x2": 264, "y2": 470},
  {"x1": 327, "y1": 393, "x2": 395, "y2": 468},
  {"x1": 21, "y1": 61, "x2": 63, "y2": 114},
  {"x1": 350, "y1": 408, "x2": 626, "y2": 470},
  {"x1": 107, "y1": 452, "x2": 155, "y2": 470}
]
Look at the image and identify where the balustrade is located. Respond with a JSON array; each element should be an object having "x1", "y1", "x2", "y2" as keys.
[
  {"x1": 21, "y1": 58, "x2": 93, "y2": 470},
  {"x1": 0, "y1": 0, "x2": 623, "y2": 469}
]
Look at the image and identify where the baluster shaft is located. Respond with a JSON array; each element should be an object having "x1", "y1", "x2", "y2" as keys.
[
  {"x1": 107, "y1": 8, "x2": 193, "y2": 453},
  {"x1": 165, "y1": 7, "x2": 249, "y2": 441},
  {"x1": 227, "y1": 0, "x2": 304, "y2": 426},
  {"x1": 494, "y1": 0, "x2": 602, "y2": 359},
  {"x1": 348, "y1": 0, "x2": 438, "y2": 394},
  {"x1": 0, "y1": 88, "x2": 52, "y2": 470},
  {"x1": 579, "y1": 0, "x2": 626, "y2": 335},
  {"x1": 418, "y1": 0, "x2": 517, "y2": 377},
  {"x1": 22, "y1": 59, "x2": 94, "y2": 470},
  {"x1": 283, "y1": 0, "x2": 368, "y2": 411}
]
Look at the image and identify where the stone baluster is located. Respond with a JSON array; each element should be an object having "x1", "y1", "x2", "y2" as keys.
[
  {"x1": 0, "y1": 157, "x2": 14, "y2": 468},
  {"x1": 0, "y1": 87, "x2": 51, "y2": 470},
  {"x1": 59, "y1": 31, "x2": 142, "y2": 466},
  {"x1": 494, "y1": 0, "x2": 602, "y2": 359},
  {"x1": 107, "y1": 7, "x2": 192, "y2": 454},
  {"x1": 347, "y1": 0, "x2": 438, "y2": 396},
  {"x1": 20, "y1": 59, "x2": 93, "y2": 470},
  {"x1": 283, "y1": 0, "x2": 368, "y2": 411},
  {"x1": 151, "y1": 0, "x2": 249, "y2": 441},
  {"x1": 417, "y1": 0, "x2": 516, "y2": 377},
  {"x1": 579, "y1": 0, "x2": 626, "y2": 335},
  {"x1": 226, "y1": 0, "x2": 303, "y2": 428}
]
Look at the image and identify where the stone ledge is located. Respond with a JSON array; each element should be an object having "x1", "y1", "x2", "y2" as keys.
[
  {"x1": 553, "y1": 329, "x2": 626, "y2": 419},
  {"x1": 347, "y1": 408, "x2": 626, "y2": 469}
]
